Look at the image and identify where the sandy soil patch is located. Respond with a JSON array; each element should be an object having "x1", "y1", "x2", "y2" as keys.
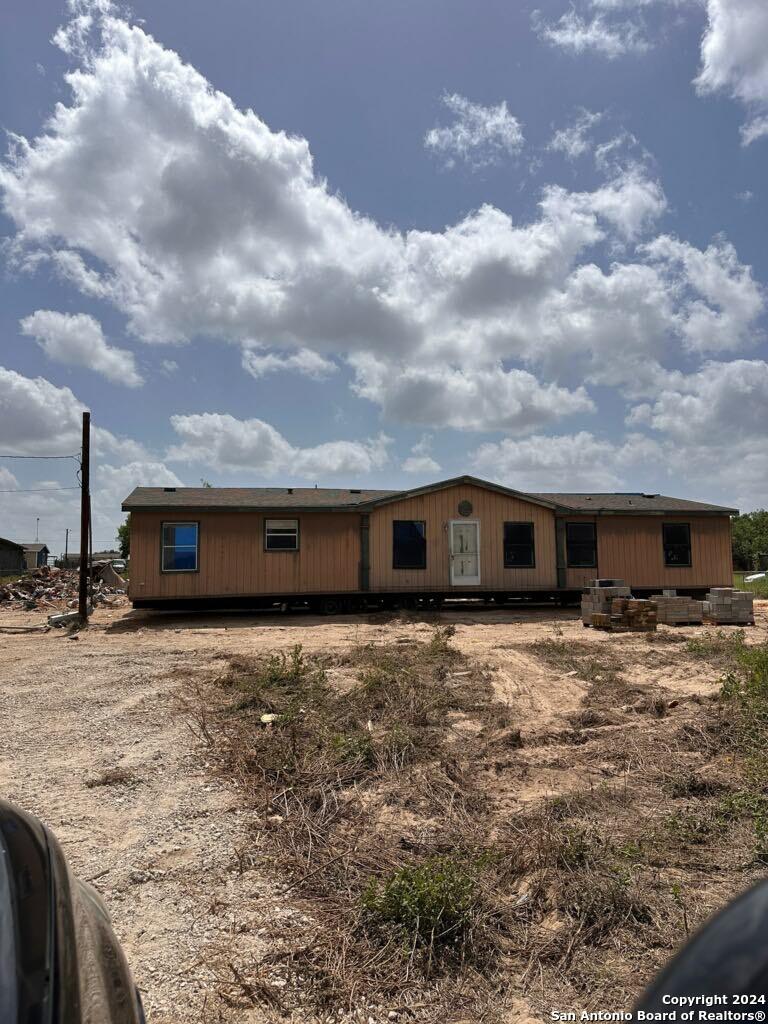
[{"x1": 1, "y1": 600, "x2": 766, "y2": 1022}]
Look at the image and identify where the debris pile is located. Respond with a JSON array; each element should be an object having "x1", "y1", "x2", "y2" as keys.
[
  {"x1": 0, "y1": 564, "x2": 126, "y2": 611},
  {"x1": 703, "y1": 587, "x2": 755, "y2": 626},
  {"x1": 650, "y1": 589, "x2": 704, "y2": 625}
]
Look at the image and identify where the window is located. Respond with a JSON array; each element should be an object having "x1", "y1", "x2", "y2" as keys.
[
  {"x1": 663, "y1": 523, "x2": 691, "y2": 567},
  {"x1": 566, "y1": 522, "x2": 597, "y2": 568},
  {"x1": 504, "y1": 522, "x2": 535, "y2": 568},
  {"x1": 265, "y1": 519, "x2": 299, "y2": 551},
  {"x1": 161, "y1": 522, "x2": 198, "y2": 572},
  {"x1": 393, "y1": 520, "x2": 426, "y2": 569}
]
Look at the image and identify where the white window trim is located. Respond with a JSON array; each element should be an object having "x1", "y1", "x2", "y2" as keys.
[
  {"x1": 161, "y1": 521, "x2": 199, "y2": 573},
  {"x1": 265, "y1": 518, "x2": 300, "y2": 551}
]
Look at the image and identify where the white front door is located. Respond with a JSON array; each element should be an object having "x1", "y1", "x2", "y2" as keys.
[{"x1": 450, "y1": 520, "x2": 481, "y2": 585}]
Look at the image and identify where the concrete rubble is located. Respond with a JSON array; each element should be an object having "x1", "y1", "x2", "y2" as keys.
[
  {"x1": 703, "y1": 587, "x2": 755, "y2": 626},
  {"x1": 0, "y1": 563, "x2": 127, "y2": 612}
]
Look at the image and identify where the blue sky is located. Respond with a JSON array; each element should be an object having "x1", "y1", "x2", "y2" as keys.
[{"x1": 0, "y1": 0, "x2": 766, "y2": 552}]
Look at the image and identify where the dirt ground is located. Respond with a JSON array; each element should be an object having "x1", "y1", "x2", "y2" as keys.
[{"x1": 2, "y1": 600, "x2": 767, "y2": 1022}]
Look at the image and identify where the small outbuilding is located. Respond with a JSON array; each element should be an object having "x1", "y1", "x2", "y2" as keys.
[
  {"x1": 0, "y1": 537, "x2": 26, "y2": 575},
  {"x1": 21, "y1": 543, "x2": 50, "y2": 569}
]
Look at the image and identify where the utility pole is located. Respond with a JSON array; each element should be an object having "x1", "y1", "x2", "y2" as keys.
[
  {"x1": 78, "y1": 412, "x2": 90, "y2": 624},
  {"x1": 64, "y1": 528, "x2": 69, "y2": 567},
  {"x1": 36, "y1": 517, "x2": 39, "y2": 542}
]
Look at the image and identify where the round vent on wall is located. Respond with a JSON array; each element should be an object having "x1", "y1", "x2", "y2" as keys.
[{"x1": 458, "y1": 500, "x2": 473, "y2": 517}]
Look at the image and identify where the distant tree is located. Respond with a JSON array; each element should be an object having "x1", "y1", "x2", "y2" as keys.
[
  {"x1": 732, "y1": 510, "x2": 768, "y2": 570},
  {"x1": 200, "y1": 478, "x2": 213, "y2": 488},
  {"x1": 117, "y1": 515, "x2": 130, "y2": 559}
]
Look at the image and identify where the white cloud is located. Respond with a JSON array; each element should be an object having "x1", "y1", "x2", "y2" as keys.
[
  {"x1": 590, "y1": 0, "x2": 693, "y2": 7},
  {"x1": 473, "y1": 431, "x2": 658, "y2": 490},
  {"x1": 350, "y1": 359, "x2": 594, "y2": 432},
  {"x1": 167, "y1": 413, "x2": 392, "y2": 477},
  {"x1": 695, "y1": 0, "x2": 768, "y2": 144},
  {"x1": 0, "y1": 366, "x2": 85, "y2": 455},
  {"x1": 19, "y1": 310, "x2": 143, "y2": 387},
  {"x1": 0, "y1": 466, "x2": 20, "y2": 491},
  {"x1": 532, "y1": 9, "x2": 649, "y2": 58},
  {"x1": 402, "y1": 435, "x2": 441, "y2": 475},
  {"x1": 0, "y1": 363, "x2": 183, "y2": 548},
  {"x1": 548, "y1": 109, "x2": 605, "y2": 159},
  {"x1": 401, "y1": 455, "x2": 441, "y2": 475},
  {"x1": 472, "y1": 426, "x2": 767, "y2": 512},
  {"x1": 424, "y1": 93, "x2": 524, "y2": 169},
  {"x1": 91, "y1": 459, "x2": 182, "y2": 544},
  {"x1": 643, "y1": 235, "x2": 764, "y2": 352},
  {"x1": 0, "y1": 2, "x2": 763, "y2": 448},
  {"x1": 627, "y1": 359, "x2": 768, "y2": 441},
  {"x1": 242, "y1": 347, "x2": 337, "y2": 380}
]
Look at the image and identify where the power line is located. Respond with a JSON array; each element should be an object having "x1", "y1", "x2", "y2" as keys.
[
  {"x1": 0, "y1": 453, "x2": 80, "y2": 460},
  {"x1": 0, "y1": 486, "x2": 81, "y2": 494}
]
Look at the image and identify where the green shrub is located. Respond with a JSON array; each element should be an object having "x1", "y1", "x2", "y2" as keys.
[
  {"x1": 331, "y1": 730, "x2": 375, "y2": 767},
  {"x1": 429, "y1": 624, "x2": 457, "y2": 657},
  {"x1": 686, "y1": 630, "x2": 746, "y2": 668},
  {"x1": 720, "y1": 642, "x2": 768, "y2": 782},
  {"x1": 362, "y1": 855, "x2": 479, "y2": 946}
]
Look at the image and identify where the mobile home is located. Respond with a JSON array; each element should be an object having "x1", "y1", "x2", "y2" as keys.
[{"x1": 122, "y1": 476, "x2": 736, "y2": 610}]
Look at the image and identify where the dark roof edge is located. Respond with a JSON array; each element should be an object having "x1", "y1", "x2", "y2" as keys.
[
  {"x1": 0, "y1": 537, "x2": 25, "y2": 550},
  {"x1": 552, "y1": 507, "x2": 738, "y2": 517},
  {"x1": 121, "y1": 501, "x2": 370, "y2": 513},
  {"x1": 356, "y1": 475, "x2": 560, "y2": 511}
]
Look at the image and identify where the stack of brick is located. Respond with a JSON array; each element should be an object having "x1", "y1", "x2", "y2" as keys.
[
  {"x1": 597, "y1": 598, "x2": 658, "y2": 633},
  {"x1": 581, "y1": 581, "x2": 632, "y2": 625},
  {"x1": 650, "y1": 589, "x2": 704, "y2": 626},
  {"x1": 703, "y1": 588, "x2": 755, "y2": 626}
]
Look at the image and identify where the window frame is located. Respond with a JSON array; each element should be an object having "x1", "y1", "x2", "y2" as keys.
[
  {"x1": 662, "y1": 522, "x2": 692, "y2": 568},
  {"x1": 392, "y1": 519, "x2": 427, "y2": 570},
  {"x1": 160, "y1": 521, "x2": 200, "y2": 574},
  {"x1": 264, "y1": 518, "x2": 300, "y2": 552},
  {"x1": 565, "y1": 521, "x2": 597, "y2": 569},
  {"x1": 503, "y1": 521, "x2": 536, "y2": 569}
]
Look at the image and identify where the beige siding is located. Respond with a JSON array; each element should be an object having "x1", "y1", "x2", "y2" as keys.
[
  {"x1": 562, "y1": 516, "x2": 597, "y2": 591},
  {"x1": 596, "y1": 514, "x2": 733, "y2": 589},
  {"x1": 368, "y1": 484, "x2": 557, "y2": 591},
  {"x1": 128, "y1": 496, "x2": 734, "y2": 602},
  {"x1": 129, "y1": 510, "x2": 360, "y2": 600}
]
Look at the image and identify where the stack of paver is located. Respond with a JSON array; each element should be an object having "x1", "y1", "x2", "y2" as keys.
[
  {"x1": 581, "y1": 580, "x2": 632, "y2": 625},
  {"x1": 650, "y1": 590, "x2": 704, "y2": 626},
  {"x1": 703, "y1": 588, "x2": 755, "y2": 626},
  {"x1": 595, "y1": 598, "x2": 658, "y2": 633}
]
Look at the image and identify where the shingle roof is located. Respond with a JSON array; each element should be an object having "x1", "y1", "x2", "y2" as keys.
[
  {"x1": 530, "y1": 493, "x2": 738, "y2": 514},
  {"x1": 20, "y1": 543, "x2": 49, "y2": 552},
  {"x1": 122, "y1": 486, "x2": 399, "y2": 511},
  {"x1": 0, "y1": 537, "x2": 24, "y2": 550},
  {"x1": 122, "y1": 482, "x2": 737, "y2": 515}
]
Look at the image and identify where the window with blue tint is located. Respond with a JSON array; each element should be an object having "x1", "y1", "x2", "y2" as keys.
[
  {"x1": 392, "y1": 520, "x2": 426, "y2": 569},
  {"x1": 161, "y1": 522, "x2": 199, "y2": 572}
]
